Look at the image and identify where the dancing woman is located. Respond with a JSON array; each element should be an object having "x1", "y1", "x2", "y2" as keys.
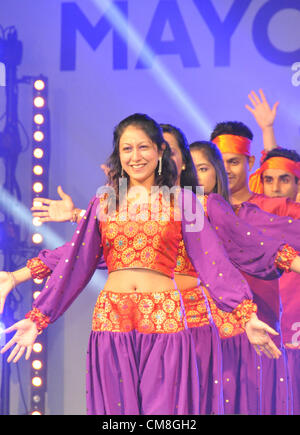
[
  {"x1": 1, "y1": 114, "x2": 281, "y2": 415},
  {"x1": 2, "y1": 121, "x2": 300, "y2": 415}
]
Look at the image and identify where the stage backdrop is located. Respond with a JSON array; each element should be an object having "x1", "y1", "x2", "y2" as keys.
[{"x1": 0, "y1": 0, "x2": 299, "y2": 414}]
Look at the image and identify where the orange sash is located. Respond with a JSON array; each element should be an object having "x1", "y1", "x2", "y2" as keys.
[{"x1": 212, "y1": 134, "x2": 251, "y2": 156}]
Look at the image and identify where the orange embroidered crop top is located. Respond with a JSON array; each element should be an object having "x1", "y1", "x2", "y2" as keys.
[
  {"x1": 173, "y1": 194, "x2": 205, "y2": 278},
  {"x1": 174, "y1": 239, "x2": 198, "y2": 278},
  {"x1": 99, "y1": 197, "x2": 182, "y2": 278}
]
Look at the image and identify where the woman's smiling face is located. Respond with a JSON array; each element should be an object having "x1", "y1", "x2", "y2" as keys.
[{"x1": 119, "y1": 125, "x2": 162, "y2": 188}]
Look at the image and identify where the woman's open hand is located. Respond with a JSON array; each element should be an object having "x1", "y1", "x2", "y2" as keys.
[
  {"x1": 245, "y1": 313, "x2": 282, "y2": 359},
  {"x1": 31, "y1": 185, "x2": 75, "y2": 222},
  {"x1": 0, "y1": 319, "x2": 39, "y2": 363}
]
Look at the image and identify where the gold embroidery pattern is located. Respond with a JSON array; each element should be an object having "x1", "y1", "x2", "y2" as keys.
[
  {"x1": 25, "y1": 307, "x2": 50, "y2": 332},
  {"x1": 174, "y1": 240, "x2": 198, "y2": 278},
  {"x1": 275, "y1": 244, "x2": 298, "y2": 273},
  {"x1": 92, "y1": 289, "x2": 185, "y2": 333},
  {"x1": 181, "y1": 287, "x2": 211, "y2": 328},
  {"x1": 27, "y1": 257, "x2": 52, "y2": 280},
  {"x1": 100, "y1": 198, "x2": 182, "y2": 278},
  {"x1": 204, "y1": 291, "x2": 257, "y2": 338}
]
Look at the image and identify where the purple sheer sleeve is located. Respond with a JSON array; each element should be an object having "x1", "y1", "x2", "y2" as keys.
[
  {"x1": 38, "y1": 244, "x2": 71, "y2": 270},
  {"x1": 206, "y1": 193, "x2": 286, "y2": 280},
  {"x1": 235, "y1": 201, "x2": 300, "y2": 251},
  {"x1": 38, "y1": 240, "x2": 107, "y2": 271},
  {"x1": 31, "y1": 196, "x2": 102, "y2": 324},
  {"x1": 180, "y1": 190, "x2": 254, "y2": 313}
]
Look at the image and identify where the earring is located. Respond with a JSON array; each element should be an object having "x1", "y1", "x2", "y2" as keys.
[
  {"x1": 158, "y1": 157, "x2": 162, "y2": 175},
  {"x1": 181, "y1": 164, "x2": 186, "y2": 171}
]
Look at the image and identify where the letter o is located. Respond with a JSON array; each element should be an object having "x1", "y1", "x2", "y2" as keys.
[{"x1": 253, "y1": 0, "x2": 300, "y2": 65}]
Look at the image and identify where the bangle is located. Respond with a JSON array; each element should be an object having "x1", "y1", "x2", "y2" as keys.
[
  {"x1": 27, "y1": 257, "x2": 52, "y2": 279},
  {"x1": 70, "y1": 208, "x2": 81, "y2": 223},
  {"x1": 25, "y1": 308, "x2": 50, "y2": 333},
  {"x1": 232, "y1": 299, "x2": 257, "y2": 330},
  {"x1": 70, "y1": 208, "x2": 86, "y2": 223},
  {"x1": 275, "y1": 244, "x2": 299, "y2": 273}
]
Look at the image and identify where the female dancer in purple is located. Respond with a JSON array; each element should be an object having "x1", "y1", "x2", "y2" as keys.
[{"x1": 1, "y1": 114, "x2": 274, "y2": 415}]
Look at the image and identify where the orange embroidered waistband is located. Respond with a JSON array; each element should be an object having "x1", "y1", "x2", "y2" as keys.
[
  {"x1": 249, "y1": 156, "x2": 300, "y2": 194},
  {"x1": 180, "y1": 286, "x2": 211, "y2": 328},
  {"x1": 92, "y1": 289, "x2": 186, "y2": 334},
  {"x1": 212, "y1": 134, "x2": 251, "y2": 157}
]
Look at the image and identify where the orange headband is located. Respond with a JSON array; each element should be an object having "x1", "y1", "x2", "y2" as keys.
[
  {"x1": 212, "y1": 134, "x2": 251, "y2": 156},
  {"x1": 249, "y1": 156, "x2": 300, "y2": 194}
]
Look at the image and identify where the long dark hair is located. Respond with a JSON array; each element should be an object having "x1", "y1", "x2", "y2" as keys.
[
  {"x1": 160, "y1": 124, "x2": 199, "y2": 194},
  {"x1": 189, "y1": 141, "x2": 230, "y2": 202},
  {"x1": 106, "y1": 114, "x2": 178, "y2": 205}
]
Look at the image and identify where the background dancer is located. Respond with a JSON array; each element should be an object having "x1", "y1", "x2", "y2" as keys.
[{"x1": 246, "y1": 90, "x2": 300, "y2": 414}]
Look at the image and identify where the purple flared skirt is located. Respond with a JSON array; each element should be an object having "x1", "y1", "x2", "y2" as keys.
[
  {"x1": 221, "y1": 333, "x2": 292, "y2": 415},
  {"x1": 260, "y1": 348, "x2": 292, "y2": 414},
  {"x1": 180, "y1": 286, "x2": 224, "y2": 414},
  {"x1": 86, "y1": 329, "x2": 200, "y2": 415},
  {"x1": 190, "y1": 324, "x2": 223, "y2": 415},
  {"x1": 221, "y1": 333, "x2": 261, "y2": 415},
  {"x1": 85, "y1": 289, "x2": 200, "y2": 415},
  {"x1": 85, "y1": 287, "x2": 226, "y2": 415}
]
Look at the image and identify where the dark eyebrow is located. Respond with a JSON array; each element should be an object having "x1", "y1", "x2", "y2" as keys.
[
  {"x1": 227, "y1": 157, "x2": 240, "y2": 163},
  {"x1": 263, "y1": 173, "x2": 292, "y2": 182},
  {"x1": 120, "y1": 141, "x2": 151, "y2": 146},
  {"x1": 279, "y1": 173, "x2": 292, "y2": 180}
]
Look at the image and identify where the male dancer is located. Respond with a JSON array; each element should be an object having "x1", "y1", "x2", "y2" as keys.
[
  {"x1": 206, "y1": 90, "x2": 300, "y2": 415},
  {"x1": 246, "y1": 97, "x2": 300, "y2": 413}
]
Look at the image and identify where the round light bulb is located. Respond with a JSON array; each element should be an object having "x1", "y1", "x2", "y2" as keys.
[
  {"x1": 33, "y1": 148, "x2": 44, "y2": 159},
  {"x1": 34, "y1": 79, "x2": 45, "y2": 91},
  {"x1": 33, "y1": 182, "x2": 43, "y2": 193},
  {"x1": 33, "y1": 97, "x2": 45, "y2": 108}
]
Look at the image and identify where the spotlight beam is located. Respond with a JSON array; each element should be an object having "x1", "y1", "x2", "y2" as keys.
[
  {"x1": 0, "y1": 186, "x2": 107, "y2": 289},
  {"x1": 92, "y1": 0, "x2": 212, "y2": 137}
]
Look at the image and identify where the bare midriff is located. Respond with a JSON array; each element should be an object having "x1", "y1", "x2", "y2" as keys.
[{"x1": 103, "y1": 269, "x2": 200, "y2": 293}]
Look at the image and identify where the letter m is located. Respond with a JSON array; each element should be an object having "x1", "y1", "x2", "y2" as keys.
[{"x1": 61, "y1": 1, "x2": 128, "y2": 70}]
